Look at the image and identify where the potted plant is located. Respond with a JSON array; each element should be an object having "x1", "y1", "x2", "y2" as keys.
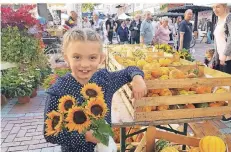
[{"x1": 28, "y1": 68, "x2": 42, "y2": 98}]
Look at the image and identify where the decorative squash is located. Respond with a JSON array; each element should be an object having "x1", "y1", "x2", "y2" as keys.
[
  {"x1": 161, "y1": 147, "x2": 179, "y2": 152},
  {"x1": 184, "y1": 104, "x2": 196, "y2": 109},
  {"x1": 159, "y1": 89, "x2": 172, "y2": 96},
  {"x1": 209, "y1": 102, "x2": 222, "y2": 107},
  {"x1": 157, "y1": 105, "x2": 169, "y2": 111},
  {"x1": 195, "y1": 103, "x2": 209, "y2": 108},
  {"x1": 189, "y1": 147, "x2": 200, "y2": 152},
  {"x1": 214, "y1": 87, "x2": 228, "y2": 94},
  {"x1": 199, "y1": 136, "x2": 226, "y2": 152},
  {"x1": 149, "y1": 89, "x2": 162, "y2": 94},
  {"x1": 195, "y1": 86, "x2": 212, "y2": 94},
  {"x1": 155, "y1": 139, "x2": 170, "y2": 152},
  {"x1": 151, "y1": 68, "x2": 163, "y2": 78}
]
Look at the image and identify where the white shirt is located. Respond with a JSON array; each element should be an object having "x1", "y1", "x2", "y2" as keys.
[
  {"x1": 152, "y1": 21, "x2": 157, "y2": 36},
  {"x1": 214, "y1": 15, "x2": 231, "y2": 61}
]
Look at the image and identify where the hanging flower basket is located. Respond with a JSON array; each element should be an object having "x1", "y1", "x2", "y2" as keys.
[{"x1": 18, "y1": 96, "x2": 30, "y2": 104}]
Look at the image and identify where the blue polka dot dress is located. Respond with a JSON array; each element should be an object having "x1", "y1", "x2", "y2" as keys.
[{"x1": 43, "y1": 66, "x2": 144, "y2": 152}]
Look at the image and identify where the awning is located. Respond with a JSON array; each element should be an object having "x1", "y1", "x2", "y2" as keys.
[
  {"x1": 168, "y1": 5, "x2": 212, "y2": 13},
  {"x1": 154, "y1": 12, "x2": 184, "y2": 17}
]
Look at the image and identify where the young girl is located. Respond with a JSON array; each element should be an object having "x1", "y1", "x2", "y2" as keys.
[{"x1": 43, "y1": 28, "x2": 147, "y2": 152}]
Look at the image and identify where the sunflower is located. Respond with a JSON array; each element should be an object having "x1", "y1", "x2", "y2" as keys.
[
  {"x1": 85, "y1": 97, "x2": 108, "y2": 119},
  {"x1": 45, "y1": 110, "x2": 63, "y2": 136},
  {"x1": 65, "y1": 107, "x2": 91, "y2": 133},
  {"x1": 58, "y1": 95, "x2": 76, "y2": 113},
  {"x1": 81, "y1": 83, "x2": 104, "y2": 99}
]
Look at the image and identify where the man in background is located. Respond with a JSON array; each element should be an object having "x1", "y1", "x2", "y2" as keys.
[
  {"x1": 178, "y1": 9, "x2": 193, "y2": 51},
  {"x1": 140, "y1": 11, "x2": 154, "y2": 45},
  {"x1": 106, "y1": 14, "x2": 116, "y2": 44},
  {"x1": 129, "y1": 14, "x2": 141, "y2": 44}
]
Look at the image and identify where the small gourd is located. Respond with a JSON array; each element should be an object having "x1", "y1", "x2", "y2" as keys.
[
  {"x1": 160, "y1": 147, "x2": 179, "y2": 152},
  {"x1": 199, "y1": 136, "x2": 226, "y2": 152}
]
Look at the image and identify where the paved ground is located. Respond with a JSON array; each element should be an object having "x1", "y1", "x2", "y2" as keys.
[
  {"x1": 1, "y1": 90, "x2": 61, "y2": 152},
  {"x1": 1, "y1": 42, "x2": 230, "y2": 152}
]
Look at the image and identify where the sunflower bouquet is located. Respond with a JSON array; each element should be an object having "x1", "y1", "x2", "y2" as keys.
[{"x1": 45, "y1": 83, "x2": 115, "y2": 149}]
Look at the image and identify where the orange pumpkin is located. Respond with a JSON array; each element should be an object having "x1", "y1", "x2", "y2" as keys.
[
  {"x1": 151, "y1": 68, "x2": 163, "y2": 78},
  {"x1": 149, "y1": 89, "x2": 162, "y2": 94},
  {"x1": 195, "y1": 86, "x2": 212, "y2": 94},
  {"x1": 184, "y1": 104, "x2": 196, "y2": 109},
  {"x1": 157, "y1": 105, "x2": 169, "y2": 111},
  {"x1": 169, "y1": 69, "x2": 186, "y2": 79},
  {"x1": 209, "y1": 102, "x2": 222, "y2": 107},
  {"x1": 159, "y1": 89, "x2": 172, "y2": 96}
]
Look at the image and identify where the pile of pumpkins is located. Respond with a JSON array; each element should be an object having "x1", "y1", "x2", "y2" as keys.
[{"x1": 156, "y1": 136, "x2": 227, "y2": 152}]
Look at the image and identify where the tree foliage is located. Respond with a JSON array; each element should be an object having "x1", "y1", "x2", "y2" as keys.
[{"x1": 81, "y1": 3, "x2": 100, "y2": 12}]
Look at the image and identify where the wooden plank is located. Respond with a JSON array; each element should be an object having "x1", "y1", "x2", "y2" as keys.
[
  {"x1": 118, "y1": 89, "x2": 135, "y2": 119},
  {"x1": 134, "y1": 92, "x2": 231, "y2": 107},
  {"x1": 135, "y1": 106, "x2": 231, "y2": 121},
  {"x1": 145, "y1": 77, "x2": 231, "y2": 89},
  {"x1": 134, "y1": 133, "x2": 146, "y2": 152},
  {"x1": 146, "y1": 127, "x2": 156, "y2": 152},
  {"x1": 155, "y1": 129, "x2": 200, "y2": 147}
]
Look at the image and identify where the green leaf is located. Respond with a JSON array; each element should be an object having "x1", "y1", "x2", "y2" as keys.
[{"x1": 93, "y1": 130, "x2": 109, "y2": 146}]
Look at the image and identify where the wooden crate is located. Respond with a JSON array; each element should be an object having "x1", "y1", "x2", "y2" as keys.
[
  {"x1": 107, "y1": 51, "x2": 231, "y2": 122},
  {"x1": 135, "y1": 126, "x2": 229, "y2": 152}
]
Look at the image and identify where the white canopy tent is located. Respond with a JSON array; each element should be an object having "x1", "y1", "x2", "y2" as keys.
[{"x1": 118, "y1": 13, "x2": 132, "y2": 20}]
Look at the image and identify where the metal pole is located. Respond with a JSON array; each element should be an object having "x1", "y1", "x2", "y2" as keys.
[
  {"x1": 182, "y1": 123, "x2": 188, "y2": 150},
  {"x1": 120, "y1": 127, "x2": 126, "y2": 152}
]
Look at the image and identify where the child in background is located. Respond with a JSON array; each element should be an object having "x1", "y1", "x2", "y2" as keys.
[
  {"x1": 204, "y1": 49, "x2": 215, "y2": 67},
  {"x1": 43, "y1": 28, "x2": 147, "y2": 152}
]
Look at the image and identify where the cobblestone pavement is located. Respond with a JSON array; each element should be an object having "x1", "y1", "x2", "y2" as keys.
[
  {"x1": 1, "y1": 42, "x2": 230, "y2": 152},
  {"x1": 1, "y1": 90, "x2": 61, "y2": 152}
]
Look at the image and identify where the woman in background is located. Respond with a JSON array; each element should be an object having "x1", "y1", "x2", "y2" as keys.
[
  {"x1": 211, "y1": 3, "x2": 231, "y2": 121},
  {"x1": 153, "y1": 17, "x2": 170, "y2": 44}
]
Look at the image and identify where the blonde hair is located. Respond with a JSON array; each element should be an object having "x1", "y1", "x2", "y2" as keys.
[{"x1": 62, "y1": 28, "x2": 102, "y2": 53}]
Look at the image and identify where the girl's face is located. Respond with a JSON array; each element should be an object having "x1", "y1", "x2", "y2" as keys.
[
  {"x1": 213, "y1": 4, "x2": 227, "y2": 17},
  {"x1": 64, "y1": 41, "x2": 104, "y2": 84}
]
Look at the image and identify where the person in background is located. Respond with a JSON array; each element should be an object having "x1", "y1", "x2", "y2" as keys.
[
  {"x1": 210, "y1": 3, "x2": 231, "y2": 121},
  {"x1": 153, "y1": 17, "x2": 170, "y2": 45},
  {"x1": 125, "y1": 18, "x2": 131, "y2": 44},
  {"x1": 175, "y1": 16, "x2": 182, "y2": 50},
  {"x1": 129, "y1": 14, "x2": 141, "y2": 44},
  {"x1": 91, "y1": 11, "x2": 104, "y2": 41},
  {"x1": 65, "y1": 11, "x2": 78, "y2": 28},
  {"x1": 169, "y1": 19, "x2": 176, "y2": 41},
  {"x1": 140, "y1": 11, "x2": 154, "y2": 45},
  {"x1": 211, "y1": 3, "x2": 231, "y2": 73},
  {"x1": 117, "y1": 20, "x2": 129, "y2": 44},
  {"x1": 152, "y1": 16, "x2": 158, "y2": 37},
  {"x1": 106, "y1": 14, "x2": 116, "y2": 44},
  {"x1": 178, "y1": 9, "x2": 193, "y2": 51},
  {"x1": 82, "y1": 17, "x2": 91, "y2": 28}
]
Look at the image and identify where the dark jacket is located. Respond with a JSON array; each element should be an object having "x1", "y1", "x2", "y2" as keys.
[
  {"x1": 43, "y1": 68, "x2": 144, "y2": 152},
  {"x1": 117, "y1": 26, "x2": 129, "y2": 42},
  {"x1": 129, "y1": 20, "x2": 141, "y2": 38}
]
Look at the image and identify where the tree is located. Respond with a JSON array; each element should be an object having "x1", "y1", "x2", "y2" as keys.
[{"x1": 81, "y1": 3, "x2": 100, "y2": 12}]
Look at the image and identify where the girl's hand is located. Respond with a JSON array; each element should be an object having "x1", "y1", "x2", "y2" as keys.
[
  {"x1": 85, "y1": 130, "x2": 99, "y2": 144},
  {"x1": 131, "y1": 75, "x2": 147, "y2": 100}
]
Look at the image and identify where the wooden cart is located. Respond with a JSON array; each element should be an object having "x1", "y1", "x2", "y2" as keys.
[{"x1": 107, "y1": 45, "x2": 231, "y2": 152}]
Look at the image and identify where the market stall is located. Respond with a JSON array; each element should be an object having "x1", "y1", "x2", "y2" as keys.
[{"x1": 106, "y1": 44, "x2": 231, "y2": 152}]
